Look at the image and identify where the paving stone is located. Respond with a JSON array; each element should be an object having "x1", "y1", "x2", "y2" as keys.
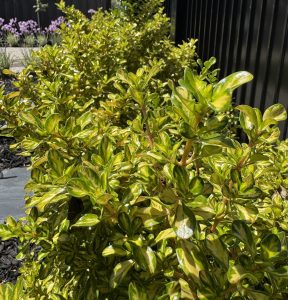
[{"x1": 0, "y1": 167, "x2": 30, "y2": 223}]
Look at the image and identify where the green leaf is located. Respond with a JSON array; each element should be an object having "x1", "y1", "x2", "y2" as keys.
[
  {"x1": 118, "y1": 212, "x2": 131, "y2": 234},
  {"x1": 2, "y1": 69, "x2": 15, "y2": 76},
  {"x1": 131, "y1": 217, "x2": 143, "y2": 235},
  {"x1": 235, "y1": 204, "x2": 258, "y2": 224},
  {"x1": 155, "y1": 228, "x2": 177, "y2": 243},
  {"x1": 7, "y1": 91, "x2": 20, "y2": 99},
  {"x1": 45, "y1": 113, "x2": 61, "y2": 134},
  {"x1": 128, "y1": 282, "x2": 148, "y2": 300},
  {"x1": 67, "y1": 178, "x2": 89, "y2": 198},
  {"x1": 260, "y1": 234, "x2": 281, "y2": 260},
  {"x1": 227, "y1": 263, "x2": 259, "y2": 285},
  {"x1": 133, "y1": 246, "x2": 157, "y2": 274},
  {"x1": 237, "y1": 105, "x2": 258, "y2": 130},
  {"x1": 263, "y1": 104, "x2": 287, "y2": 122},
  {"x1": 99, "y1": 135, "x2": 114, "y2": 163},
  {"x1": 205, "y1": 234, "x2": 229, "y2": 269},
  {"x1": 179, "y1": 121, "x2": 196, "y2": 139},
  {"x1": 13, "y1": 277, "x2": 24, "y2": 298},
  {"x1": 248, "y1": 153, "x2": 270, "y2": 164},
  {"x1": 19, "y1": 111, "x2": 43, "y2": 129},
  {"x1": 102, "y1": 245, "x2": 128, "y2": 257},
  {"x1": 72, "y1": 214, "x2": 100, "y2": 227},
  {"x1": 189, "y1": 176, "x2": 204, "y2": 196},
  {"x1": 0, "y1": 225, "x2": 16, "y2": 240},
  {"x1": 48, "y1": 149, "x2": 65, "y2": 177},
  {"x1": 180, "y1": 67, "x2": 211, "y2": 103},
  {"x1": 28, "y1": 187, "x2": 67, "y2": 212},
  {"x1": 173, "y1": 165, "x2": 189, "y2": 192},
  {"x1": 110, "y1": 260, "x2": 134, "y2": 288},
  {"x1": 214, "y1": 72, "x2": 253, "y2": 95},
  {"x1": 0, "y1": 283, "x2": 12, "y2": 300},
  {"x1": 176, "y1": 240, "x2": 204, "y2": 283},
  {"x1": 179, "y1": 278, "x2": 195, "y2": 300},
  {"x1": 76, "y1": 111, "x2": 93, "y2": 130},
  {"x1": 202, "y1": 136, "x2": 234, "y2": 148},
  {"x1": 211, "y1": 72, "x2": 253, "y2": 111},
  {"x1": 268, "y1": 266, "x2": 288, "y2": 278},
  {"x1": 246, "y1": 290, "x2": 270, "y2": 300},
  {"x1": 232, "y1": 220, "x2": 256, "y2": 254},
  {"x1": 171, "y1": 86, "x2": 198, "y2": 128},
  {"x1": 200, "y1": 145, "x2": 222, "y2": 157},
  {"x1": 129, "y1": 87, "x2": 144, "y2": 105}
]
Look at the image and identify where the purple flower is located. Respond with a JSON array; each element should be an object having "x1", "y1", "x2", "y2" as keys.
[
  {"x1": 2, "y1": 18, "x2": 20, "y2": 36},
  {"x1": 88, "y1": 9, "x2": 96, "y2": 14},
  {"x1": 45, "y1": 16, "x2": 65, "y2": 33},
  {"x1": 18, "y1": 20, "x2": 40, "y2": 35}
]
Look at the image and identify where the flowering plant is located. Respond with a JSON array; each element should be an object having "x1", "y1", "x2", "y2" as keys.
[
  {"x1": 0, "y1": 17, "x2": 66, "y2": 47},
  {"x1": 18, "y1": 20, "x2": 40, "y2": 36},
  {"x1": 1, "y1": 18, "x2": 20, "y2": 37}
]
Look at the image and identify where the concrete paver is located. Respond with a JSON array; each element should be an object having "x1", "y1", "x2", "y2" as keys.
[{"x1": 0, "y1": 168, "x2": 30, "y2": 223}]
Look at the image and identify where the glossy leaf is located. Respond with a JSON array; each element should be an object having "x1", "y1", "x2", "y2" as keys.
[
  {"x1": 102, "y1": 245, "x2": 128, "y2": 257},
  {"x1": 205, "y1": 234, "x2": 229, "y2": 269},
  {"x1": 173, "y1": 165, "x2": 189, "y2": 192},
  {"x1": 227, "y1": 263, "x2": 259, "y2": 285},
  {"x1": 128, "y1": 282, "x2": 148, "y2": 300},
  {"x1": 260, "y1": 234, "x2": 281, "y2": 260},
  {"x1": 232, "y1": 220, "x2": 256, "y2": 254},
  {"x1": 155, "y1": 228, "x2": 176, "y2": 243},
  {"x1": 237, "y1": 105, "x2": 258, "y2": 130},
  {"x1": 45, "y1": 113, "x2": 61, "y2": 134},
  {"x1": 189, "y1": 176, "x2": 204, "y2": 196},
  {"x1": 67, "y1": 178, "x2": 89, "y2": 198},
  {"x1": 211, "y1": 72, "x2": 253, "y2": 111},
  {"x1": 72, "y1": 214, "x2": 100, "y2": 227},
  {"x1": 110, "y1": 260, "x2": 134, "y2": 288},
  {"x1": 176, "y1": 240, "x2": 204, "y2": 283},
  {"x1": 133, "y1": 246, "x2": 157, "y2": 274},
  {"x1": 263, "y1": 104, "x2": 287, "y2": 122}
]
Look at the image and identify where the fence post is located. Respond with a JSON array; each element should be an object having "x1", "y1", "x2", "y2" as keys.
[{"x1": 169, "y1": 0, "x2": 177, "y2": 42}]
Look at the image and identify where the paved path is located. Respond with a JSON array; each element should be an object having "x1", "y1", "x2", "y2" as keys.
[
  {"x1": 1, "y1": 47, "x2": 40, "y2": 73},
  {"x1": 0, "y1": 168, "x2": 30, "y2": 223}
]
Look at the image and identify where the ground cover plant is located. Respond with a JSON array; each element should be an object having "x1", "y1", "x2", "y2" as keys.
[{"x1": 0, "y1": 0, "x2": 288, "y2": 299}]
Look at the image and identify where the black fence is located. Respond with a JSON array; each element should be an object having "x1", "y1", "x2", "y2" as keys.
[
  {"x1": 170, "y1": 0, "x2": 288, "y2": 139},
  {"x1": 0, "y1": 0, "x2": 111, "y2": 28}
]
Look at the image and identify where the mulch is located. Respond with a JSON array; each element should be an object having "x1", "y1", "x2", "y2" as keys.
[
  {"x1": 0, "y1": 77, "x2": 29, "y2": 285},
  {"x1": 0, "y1": 238, "x2": 21, "y2": 284}
]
